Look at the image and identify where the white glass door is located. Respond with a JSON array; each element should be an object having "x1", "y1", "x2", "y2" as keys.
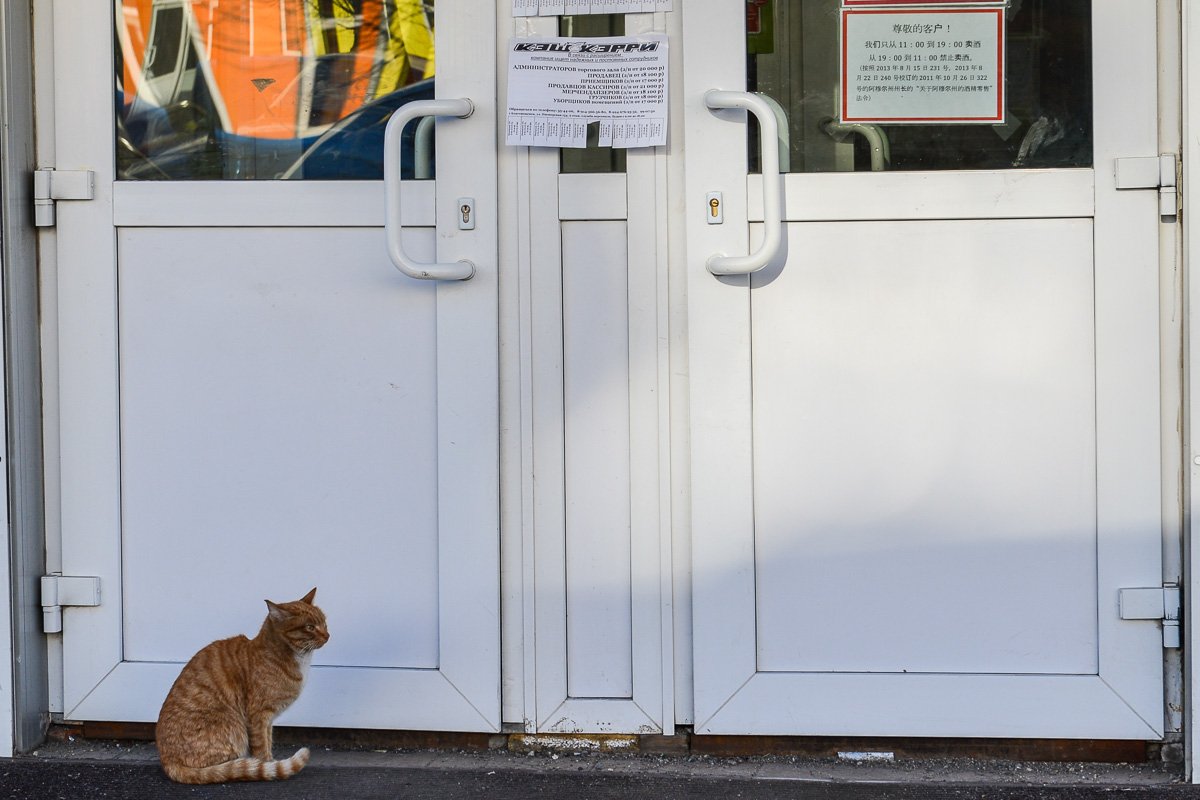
[
  {"x1": 683, "y1": 0, "x2": 1166, "y2": 738},
  {"x1": 53, "y1": 0, "x2": 499, "y2": 730}
]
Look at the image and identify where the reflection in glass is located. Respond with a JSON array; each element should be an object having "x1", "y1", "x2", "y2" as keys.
[
  {"x1": 116, "y1": 0, "x2": 435, "y2": 180},
  {"x1": 748, "y1": 0, "x2": 1092, "y2": 173}
]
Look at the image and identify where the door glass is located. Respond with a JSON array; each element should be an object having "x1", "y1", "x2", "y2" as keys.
[
  {"x1": 748, "y1": 0, "x2": 1091, "y2": 173},
  {"x1": 116, "y1": 0, "x2": 435, "y2": 180},
  {"x1": 558, "y1": 14, "x2": 627, "y2": 175}
]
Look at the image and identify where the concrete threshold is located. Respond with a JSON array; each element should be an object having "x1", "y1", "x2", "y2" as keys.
[{"x1": 21, "y1": 736, "x2": 1184, "y2": 788}]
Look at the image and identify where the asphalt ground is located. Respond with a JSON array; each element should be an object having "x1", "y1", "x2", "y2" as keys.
[{"x1": 0, "y1": 740, "x2": 1194, "y2": 800}]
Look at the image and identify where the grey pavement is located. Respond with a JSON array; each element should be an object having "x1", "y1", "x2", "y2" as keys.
[{"x1": 1, "y1": 739, "x2": 1197, "y2": 800}]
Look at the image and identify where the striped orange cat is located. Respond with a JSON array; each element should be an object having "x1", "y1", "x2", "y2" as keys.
[{"x1": 155, "y1": 587, "x2": 330, "y2": 784}]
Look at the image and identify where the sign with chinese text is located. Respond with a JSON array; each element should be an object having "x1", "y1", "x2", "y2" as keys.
[
  {"x1": 505, "y1": 36, "x2": 669, "y2": 148},
  {"x1": 841, "y1": 7, "x2": 1005, "y2": 124}
]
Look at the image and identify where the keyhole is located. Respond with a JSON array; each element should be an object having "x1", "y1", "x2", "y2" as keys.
[
  {"x1": 709, "y1": 198, "x2": 720, "y2": 217},
  {"x1": 455, "y1": 197, "x2": 476, "y2": 230}
]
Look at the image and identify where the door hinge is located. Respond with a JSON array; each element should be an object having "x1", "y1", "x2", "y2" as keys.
[
  {"x1": 1118, "y1": 584, "x2": 1181, "y2": 649},
  {"x1": 40, "y1": 574, "x2": 101, "y2": 634},
  {"x1": 1114, "y1": 154, "x2": 1179, "y2": 218},
  {"x1": 32, "y1": 169, "x2": 95, "y2": 228}
]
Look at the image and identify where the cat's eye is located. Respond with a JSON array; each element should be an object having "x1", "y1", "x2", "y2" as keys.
[{"x1": 305, "y1": 624, "x2": 315, "y2": 632}]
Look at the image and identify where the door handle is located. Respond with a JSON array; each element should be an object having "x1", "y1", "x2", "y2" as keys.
[
  {"x1": 703, "y1": 90, "x2": 784, "y2": 276},
  {"x1": 384, "y1": 98, "x2": 476, "y2": 280},
  {"x1": 820, "y1": 119, "x2": 890, "y2": 171}
]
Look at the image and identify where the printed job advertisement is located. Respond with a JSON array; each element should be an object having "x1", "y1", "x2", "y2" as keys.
[{"x1": 506, "y1": 35, "x2": 669, "y2": 148}]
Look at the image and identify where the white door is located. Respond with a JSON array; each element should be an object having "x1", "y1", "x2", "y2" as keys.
[
  {"x1": 684, "y1": 1, "x2": 1167, "y2": 737},
  {"x1": 52, "y1": 0, "x2": 500, "y2": 730}
]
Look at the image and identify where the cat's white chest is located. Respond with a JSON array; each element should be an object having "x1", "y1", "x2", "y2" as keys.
[{"x1": 296, "y1": 651, "x2": 313, "y2": 685}]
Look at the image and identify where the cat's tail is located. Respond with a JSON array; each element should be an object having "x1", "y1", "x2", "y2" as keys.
[{"x1": 163, "y1": 747, "x2": 311, "y2": 784}]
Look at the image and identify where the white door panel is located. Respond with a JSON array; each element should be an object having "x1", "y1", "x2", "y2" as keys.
[
  {"x1": 562, "y1": 219, "x2": 635, "y2": 700},
  {"x1": 528, "y1": 147, "x2": 670, "y2": 733},
  {"x1": 118, "y1": 227, "x2": 440, "y2": 669},
  {"x1": 752, "y1": 219, "x2": 1097, "y2": 675}
]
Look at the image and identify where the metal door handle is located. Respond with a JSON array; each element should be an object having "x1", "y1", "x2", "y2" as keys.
[
  {"x1": 703, "y1": 90, "x2": 784, "y2": 275},
  {"x1": 820, "y1": 119, "x2": 890, "y2": 171},
  {"x1": 384, "y1": 98, "x2": 476, "y2": 280}
]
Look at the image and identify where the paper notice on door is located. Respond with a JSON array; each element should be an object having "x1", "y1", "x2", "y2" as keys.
[
  {"x1": 506, "y1": 35, "x2": 669, "y2": 149},
  {"x1": 516, "y1": 0, "x2": 673, "y2": 14},
  {"x1": 841, "y1": 7, "x2": 1005, "y2": 123}
]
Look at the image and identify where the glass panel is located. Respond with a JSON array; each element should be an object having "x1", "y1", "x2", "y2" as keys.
[
  {"x1": 748, "y1": 0, "x2": 1091, "y2": 173},
  {"x1": 116, "y1": 1, "x2": 435, "y2": 180},
  {"x1": 559, "y1": 14, "x2": 627, "y2": 175}
]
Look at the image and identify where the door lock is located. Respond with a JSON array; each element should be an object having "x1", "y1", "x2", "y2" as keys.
[
  {"x1": 457, "y1": 197, "x2": 476, "y2": 230},
  {"x1": 706, "y1": 192, "x2": 723, "y2": 224}
]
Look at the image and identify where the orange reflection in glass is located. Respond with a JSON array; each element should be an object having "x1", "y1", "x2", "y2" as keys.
[{"x1": 117, "y1": 0, "x2": 434, "y2": 140}]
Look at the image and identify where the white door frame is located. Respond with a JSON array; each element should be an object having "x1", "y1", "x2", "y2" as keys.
[
  {"x1": 508, "y1": 11, "x2": 675, "y2": 735},
  {"x1": 1182, "y1": 0, "x2": 1200, "y2": 782},
  {"x1": 14, "y1": 0, "x2": 1198, "y2": 760},
  {"x1": 0, "y1": 0, "x2": 33, "y2": 757}
]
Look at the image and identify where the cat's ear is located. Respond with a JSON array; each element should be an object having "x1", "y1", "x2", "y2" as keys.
[
  {"x1": 265, "y1": 599, "x2": 288, "y2": 622},
  {"x1": 300, "y1": 587, "x2": 317, "y2": 605}
]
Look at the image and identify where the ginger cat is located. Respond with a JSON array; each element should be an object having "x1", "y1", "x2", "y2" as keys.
[{"x1": 155, "y1": 587, "x2": 330, "y2": 784}]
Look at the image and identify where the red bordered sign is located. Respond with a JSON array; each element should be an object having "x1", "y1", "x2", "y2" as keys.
[{"x1": 841, "y1": 7, "x2": 1005, "y2": 124}]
